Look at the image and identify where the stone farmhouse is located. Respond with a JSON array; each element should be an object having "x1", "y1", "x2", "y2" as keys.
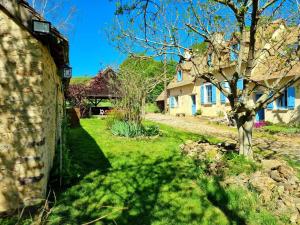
[
  {"x1": 0, "y1": 0, "x2": 70, "y2": 213},
  {"x1": 158, "y1": 21, "x2": 300, "y2": 124}
]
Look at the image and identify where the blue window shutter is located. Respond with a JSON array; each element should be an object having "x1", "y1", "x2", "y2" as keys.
[
  {"x1": 267, "y1": 93, "x2": 274, "y2": 110},
  {"x1": 200, "y1": 85, "x2": 205, "y2": 105},
  {"x1": 220, "y1": 92, "x2": 226, "y2": 104},
  {"x1": 170, "y1": 97, "x2": 174, "y2": 108},
  {"x1": 212, "y1": 85, "x2": 217, "y2": 104},
  {"x1": 177, "y1": 71, "x2": 182, "y2": 82},
  {"x1": 267, "y1": 101, "x2": 274, "y2": 110},
  {"x1": 237, "y1": 79, "x2": 243, "y2": 90},
  {"x1": 287, "y1": 86, "x2": 295, "y2": 109},
  {"x1": 220, "y1": 82, "x2": 226, "y2": 104}
]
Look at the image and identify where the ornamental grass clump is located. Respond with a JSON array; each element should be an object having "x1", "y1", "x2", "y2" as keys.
[{"x1": 111, "y1": 120, "x2": 160, "y2": 138}]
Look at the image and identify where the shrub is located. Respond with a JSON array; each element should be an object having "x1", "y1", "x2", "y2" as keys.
[
  {"x1": 195, "y1": 109, "x2": 202, "y2": 116},
  {"x1": 106, "y1": 109, "x2": 126, "y2": 129},
  {"x1": 111, "y1": 120, "x2": 143, "y2": 137},
  {"x1": 110, "y1": 120, "x2": 160, "y2": 137},
  {"x1": 143, "y1": 125, "x2": 160, "y2": 136}
]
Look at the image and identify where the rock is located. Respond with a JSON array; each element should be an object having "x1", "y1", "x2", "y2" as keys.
[
  {"x1": 278, "y1": 185, "x2": 285, "y2": 195},
  {"x1": 185, "y1": 140, "x2": 194, "y2": 145},
  {"x1": 278, "y1": 165, "x2": 295, "y2": 179},
  {"x1": 270, "y1": 170, "x2": 285, "y2": 182},
  {"x1": 290, "y1": 213, "x2": 298, "y2": 224},
  {"x1": 249, "y1": 171, "x2": 277, "y2": 202},
  {"x1": 261, "y1": 159, "x2": 283, "y2": 171}
]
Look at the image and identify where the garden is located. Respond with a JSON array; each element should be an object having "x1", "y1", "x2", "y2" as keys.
[{"x1": 3, "y1": 117, "x2": 298, "y2": 225}]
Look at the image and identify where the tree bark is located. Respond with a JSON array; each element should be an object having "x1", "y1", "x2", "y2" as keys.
[{"x1": 236, "y1": 115, "x2": 255, "y2": 158}]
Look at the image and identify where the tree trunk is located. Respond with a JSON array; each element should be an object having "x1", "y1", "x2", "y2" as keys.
[{"x1": 236, "y1": 115, "x2": 255, "y2": 158}]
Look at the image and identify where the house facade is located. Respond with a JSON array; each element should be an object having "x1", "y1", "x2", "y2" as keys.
[
  {"x1": 164, "y1": 22, "x2": 300, "y2": 124},
  {"x1": 0, "y1": 0, "x2": 70, "y2": 213}
]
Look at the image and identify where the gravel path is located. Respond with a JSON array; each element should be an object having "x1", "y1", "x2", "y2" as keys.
[{"x1": 146, "y1": 113, "x2": 300, "y2": 162}]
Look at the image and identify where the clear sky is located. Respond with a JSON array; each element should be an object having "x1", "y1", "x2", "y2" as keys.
[{"x1": 68, "y1": 0, "x2": 125, "y2": 77}]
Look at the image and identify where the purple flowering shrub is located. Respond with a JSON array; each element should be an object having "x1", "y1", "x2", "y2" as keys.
[{"x1": 254, "y1": 121, "x2": 268, "y2": 129}]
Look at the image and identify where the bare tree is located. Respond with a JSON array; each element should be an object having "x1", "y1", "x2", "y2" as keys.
[
  {"x1": 28, "y1": 0, "x2": 76, "y2": 33},
  {"x1": 115, "y1": 57, "x2": 169, "y2": 125},
  {"x1": 109, "y1": 0, "x2": 300, "y2": 158}
]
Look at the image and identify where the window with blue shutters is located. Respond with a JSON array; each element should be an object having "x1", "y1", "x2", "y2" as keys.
[
  {"x1": 206, "y1": 85, "x2": 212, "y2": 103},
  {"x1": 170, "y1": 96, "x2": 179, "y2": 108},
  {"x1": 201, "y1": 83, "x2": 216, "y2": 104},
  {"x1": 177, "y1": 70, "x2": 182, "y2": 82},
  {"x1": 277, "y1": 89, "x2": 288, "y2": 109},
  {"x1": 169, "y1": 97, "x2": 174, "y2": 108}
]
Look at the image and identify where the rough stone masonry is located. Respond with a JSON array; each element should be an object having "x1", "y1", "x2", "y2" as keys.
[{"x1": 0, "y1": 1, "x2": 69, "y2": 213}]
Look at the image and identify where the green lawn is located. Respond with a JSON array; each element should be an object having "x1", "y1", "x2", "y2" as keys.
[{"x1": 44, "y1": 118, "x2": 278, "y2": 225}]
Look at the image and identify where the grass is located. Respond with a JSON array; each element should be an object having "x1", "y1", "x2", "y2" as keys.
[
  {"x1": 1, "y1": 119, "x2": 279, "y2": 225},
  {"x1": 44, "y1": 118, "x2": 278, "y2": 225},
  {"x1": 262, "y1": 124, "x2": 300, "y2": 134}
]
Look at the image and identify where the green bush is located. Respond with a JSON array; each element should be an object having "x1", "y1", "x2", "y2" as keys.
[
  {"x1": 146, "y1": 103, "x2": 161, "y2": 113},
  {"x1": 143, "y1": 125, "x2": 160, "y2": 136},
  {"x1": 111, "y1": 120, "x2": 160, "y2": 138},
  {"x1": 195, "y1": 109, "x2": 202, "y2": 116}
]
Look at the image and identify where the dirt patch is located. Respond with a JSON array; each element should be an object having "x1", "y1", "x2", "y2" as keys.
[{"x1": 146, "y1": 113, "x2": 300, "y2": 162}]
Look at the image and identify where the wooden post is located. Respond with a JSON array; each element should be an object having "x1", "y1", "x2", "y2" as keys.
[{"x1": 163, "y1": 39, "x2": 168, "y2": 114}]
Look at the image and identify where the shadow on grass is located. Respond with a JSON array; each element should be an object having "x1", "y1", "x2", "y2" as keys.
[
  {"x1": 47, "y1": 122, "x2": 249, "y2": 225},
  {"x1": 49, "y1": 124, "x2": 112, "y2": 194}
]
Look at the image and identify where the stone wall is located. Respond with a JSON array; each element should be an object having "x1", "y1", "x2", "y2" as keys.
[{"x1": 0, "y1": 9, "x2": 64, "y2": 213}]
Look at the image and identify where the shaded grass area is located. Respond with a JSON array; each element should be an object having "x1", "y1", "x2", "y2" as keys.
[
  {"x1": 0, "y1": 119, "x2": 279, "y2": 224},
  {"x1": 46, "y1": 119, "x2": 278, "y2": 225}
]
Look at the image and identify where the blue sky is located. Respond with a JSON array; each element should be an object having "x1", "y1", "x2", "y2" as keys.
[{"x1": 67, "y1": 0, "x2": 125, "y2": 76}]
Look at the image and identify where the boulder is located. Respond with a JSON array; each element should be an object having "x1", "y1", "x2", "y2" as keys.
[{"x1": 261, "y1": 159, "x2": 284, "y2": 171}]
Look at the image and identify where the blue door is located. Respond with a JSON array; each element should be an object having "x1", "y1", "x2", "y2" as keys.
[
  {"x1": 191, "y1": 95, "x2": 196, "y2": 115},
  {"x1": 256, "y1": 94, "x2": 265, "y2": 121}
]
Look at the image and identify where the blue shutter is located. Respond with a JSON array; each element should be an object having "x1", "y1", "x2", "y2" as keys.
[
  {"x1": 177, "y1": 71, "x2": 182, "y2": 82},
  {"x1": 287, "y1": 86, "x2": 295, "y2": 109},
  {"x1": 220, "y1": 82, "x2": 228, "y2": 104},
  {"x1": 237, "y1": 79, "x2": 243, "y2": 90},
  {"x1": 170, "y1": 97, "x2": 174, "y2": 108},
  {"x1": 267, "y1": 101, "x2": 274, "y2": 110},
  {"x1": 212, "y1": 85, "x2": 217, "y2": 104},
  {"x1": 220, "y1": 92, "x2": 226, "y2": 104},
  {"x1": 267, "y1": 92, "x2": 274, "y2": 110},
  {"x1": 201, "y1": 85, "x2": 205, "y2": 105}
]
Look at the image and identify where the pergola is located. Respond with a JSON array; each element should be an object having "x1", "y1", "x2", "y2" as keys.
[{"x1": 85, "y1": 67, "x2": 121, "y2": 107}]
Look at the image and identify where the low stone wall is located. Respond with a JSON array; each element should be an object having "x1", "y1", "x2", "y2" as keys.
[{"x1": 0, "y1": 9, "x2": 64, "y2": 213}]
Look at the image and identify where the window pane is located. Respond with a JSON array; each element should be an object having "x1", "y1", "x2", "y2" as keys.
[{"x1": 206, "y1": 85, "x2": 212, "y2": 103}]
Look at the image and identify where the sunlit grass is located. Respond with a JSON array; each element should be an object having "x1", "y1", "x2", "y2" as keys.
[{"x1": 44, "y1": 118, "x2": 280, "y2": 225}]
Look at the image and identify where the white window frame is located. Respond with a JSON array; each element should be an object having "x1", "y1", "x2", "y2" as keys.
[{"x1": 203, "y1": 83, "x2": 213, "y2": 104}]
